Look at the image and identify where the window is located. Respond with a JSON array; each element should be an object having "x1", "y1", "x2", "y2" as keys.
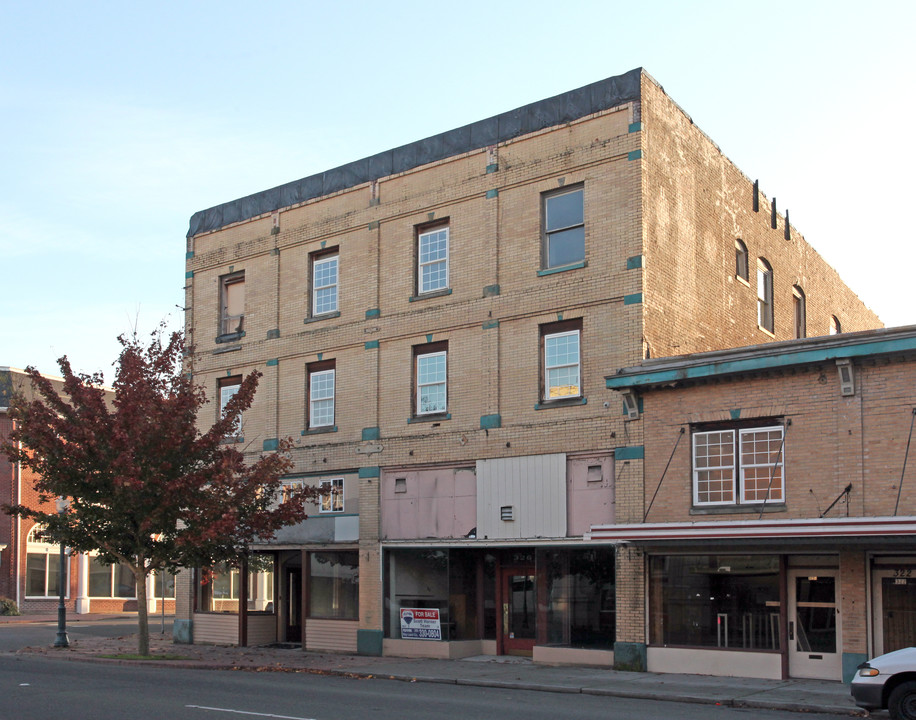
[
  {"x1": 735, "y1": 239, "x2": 749, "y2": 281},
  {"x1": 88, "y1": 557, "x2": 135, "y2": 598},
  {"x1": 25, "y1": 525, "x2": 66, "y2": 598},
  {"x1": 151, "y1": 570, "x2": 176, "y2": 599},
  {"x1": 319, "y1": 478, "x2": 344, "y2": 513},
  {"x1": 757, "y1": 258, "x2": 773, "y2": 332},
  {"x1": 219, "y1": 271, "x2": 245, "y2": 337},
  {"x1": 417, "y1": 224, "x2": 449, "y2": 294},
  {"x1": 196, "y1": 561, "x2": 275, "y2": 613},
  {"x1": 219, "y1": 376, "x2": 243, "y2": 437},
  {"x1": 311, "y1": 251, "x2": 339, "y2": 316},
  {"x1": 693, "y1": 425, "x2": 784, "y2": 506},
  {"x1": 830, "y1": 315, "x2": 842, "y2": 335},
  {"x1": 543, "y1": 186, "x2": 585, "y2": 269},
  {"x1": 793, "y1": 285, "x2": 806, "y2": 339},
  {"x1": 541, "y1": 320, "x2": 582, "y2": 401},
  {"x1": 414, "y1": 342, "x2": 448, "y2": 416},
  {"x1": 309, "y1": 551, "x2": 358, "y2": 619},
  {"x1": 307, "y1": 361, "x2": 335, "y2": 429}
]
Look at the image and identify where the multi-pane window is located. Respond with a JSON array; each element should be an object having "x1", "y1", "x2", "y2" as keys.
[
  {"x1": 196, "y1": 562, "x2": 275, "y2": 613},
  {"x1": 418, "y1": 225, "x2": 449, "y2": 294},
  {"x1": 757, "y1": 258, "x2": 774, "y2": 332},
  {"x1": 308, "y1": 363, "x2": 335, "y2": 429},
  {"x1": 793, "y1": 285, "x2": 806, "y2": 339},
  {"x1": 219, "y1": 376, "x2": 242, "y2": 437},
  {"x1": 543, "y1": 186, "x2": 585, "y2": 269},
  {"x1": 319, "y1": 478, "x2": 344, "y2": 513},
  {"x1": 693, "y1": 425, "x2": 785, "y2": 506},
  {"x1": 220, "y1": 271, "x2": 245, "y2": 336},
  {"x1": 25, "y1": 525, "x2": 66, "y2": 598},
  {"x1": 415, "y1": 345, "x2": 447, "y2": 415},
  {"x1": 312, "y1": 252, "x2": 339, "y2": 316},
  {"x1": 542, "y1": 324, "x2": 581, "y2": 400},
  {"x1": 88, "y1": 557, "x2": 135, "y2": 598},
  {"x1": 735, "y1": 239, "x2": 749, "y2": 281}
]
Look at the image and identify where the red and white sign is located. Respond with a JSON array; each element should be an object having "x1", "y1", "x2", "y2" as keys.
[{"x1": 400, "y1": 608, "x2": 441, "y2": 640}]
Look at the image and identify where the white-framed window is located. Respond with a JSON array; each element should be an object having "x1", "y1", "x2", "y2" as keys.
[
  {"x1": 88, "y1": 556, "x2": 136, "y2": 598},
  {"x1": 793, "y1": 285, "x2": 806, "y2": 339},
  {"x1": 418, "y1": 225, "x2": 449, "y2": 294},
  {"x1": 830, "y1": 315, "x2": 842, "y2": 335},
  {"x1": 415, "y1": 345, "x2": 448, "y2": 415},
  {"x1": 219, "y1": 376, "x2": 243, "y2": 437},
  {"x1": 757, "y1": 258, "x2": 774, "y2": 332},
  {"x1": 543, "y1": 324, "x2": 581, "y2": 400},
  {"x1": 312, "y1": 252, "x2": 339, "y2": 316},
  {"x1": 735, "y1": 239, "x2": 749, "y2": 281},
  {"x1": 319, "y1": 478, "x2": 344, "y2": 513},
  {"x1": 693, "y1": 425, "x2": 785, "y2": 506},
  {"x1": 308, "y1": 364, "x2": 335, "y2": 428},
  {"x1": 543, "y1": 186, "x2": 585, "y2": 269},
  {"x1": 220, "y1": 271, "x2": 245, "y2": 336},
  {"x1": 25, "y1": 525, "x2": 67, "y2": 598}
]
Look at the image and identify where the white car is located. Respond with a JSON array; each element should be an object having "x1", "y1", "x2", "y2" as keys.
[{"x1": 851, "y1": 647, "x2": 916, "y2": 719}]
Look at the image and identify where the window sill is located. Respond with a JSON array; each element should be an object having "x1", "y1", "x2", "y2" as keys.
[
  {"x1": 535, "y1": 397, "x2": 587, "y2": 410},
  {"x1": 407, "y1": 413, "x2": 451, "y2": 424},
  {"x1": 409, "y1": 288, "x2": 452, "y2": 302},
  {"x1": 537, "y1": 260, "x2": 587, "y2": 277},
  {"x1": 302, "y1": 426, "x2": 338, "y2": 435},
  {"x1": 215, "y1": 331, "x2": 245, "y2": 344},
  {"x1": 690, "y1": 503, "x2": 786, "y2": 516},
  {"x1": 757, "y1": 325, "x2": 776, "y2": 338},
  {"x1": 736, "y1": 275, "x2": 750, "y2": 287},
  {"x1": 219, "y1": 436, "x2": 244, "y2": 445},
  {"x1": 304, "y1": 310, "x2": 341, "y2": 324},
  {"x1": 318, "y1": 510, "x2": 345, "y2": 515}
]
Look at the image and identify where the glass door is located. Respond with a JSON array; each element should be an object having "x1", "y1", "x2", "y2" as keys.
[
  {"x1": 788, "y1": 570, "x2": 841, "y2": 679},
  {"x1": 501, "y1": 568, "x2": 536, "y2": 656}
]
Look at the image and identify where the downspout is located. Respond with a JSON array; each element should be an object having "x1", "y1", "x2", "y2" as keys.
[{"x1": 14, "y1": 433, "x2": 21, "y2": 608}]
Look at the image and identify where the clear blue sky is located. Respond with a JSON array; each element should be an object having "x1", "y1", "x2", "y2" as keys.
[{"x1": 2, "y1": 1, "x2": 914, "y2": 378}]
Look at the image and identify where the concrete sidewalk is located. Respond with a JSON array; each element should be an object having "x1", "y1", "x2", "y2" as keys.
[{"x1": 0, "y1": 613, "x2": 865, "y2": 717}]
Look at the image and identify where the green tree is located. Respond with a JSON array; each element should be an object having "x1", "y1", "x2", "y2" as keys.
[{"x1": 3, "y1": 331, "x2": 315, "y2": 655}]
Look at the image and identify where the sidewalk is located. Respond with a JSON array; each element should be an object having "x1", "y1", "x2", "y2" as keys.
[{"x1": 1, "y1": 614, "x2": 865, "y2": 717}]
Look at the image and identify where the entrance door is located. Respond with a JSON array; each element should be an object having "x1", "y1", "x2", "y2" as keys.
[
  {"x1": 872, "y1": 568, "x2": 916, "y2": 656},
  {"x1": 284, "y1": 567, "x2": 302, "y2": 643},
  {"x1": 788, "y1": 570, "x2": 841, "y2": 679},
  {"x1": 500, "y1": 568, "x2": 536, "y2": 656}
]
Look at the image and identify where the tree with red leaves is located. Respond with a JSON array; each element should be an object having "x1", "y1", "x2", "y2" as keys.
[{"x1": 2, "y1": 331, "x2": 314, "y2": 655}]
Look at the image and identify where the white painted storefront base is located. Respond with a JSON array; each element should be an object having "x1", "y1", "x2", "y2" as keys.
[
  {"x1": 384, "y1": 639, "x2": 496, "y2": 659},
  {"x1": 648, "y1": 647, "x2": 782, "y2": 679}
]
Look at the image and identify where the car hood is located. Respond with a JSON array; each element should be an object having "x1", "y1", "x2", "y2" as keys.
[{"x1": 868, "y1": 647, "x2": 916, "y2": 673}]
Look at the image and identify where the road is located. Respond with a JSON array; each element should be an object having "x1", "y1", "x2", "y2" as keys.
[
  {"x1": 0, "y1": 655, "x2": 862, "y2": 720},
  {"x1": 0, "y1": 616, "x2": 169, "y2": 653}
]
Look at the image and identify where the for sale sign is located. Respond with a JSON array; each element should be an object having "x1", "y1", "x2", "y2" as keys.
[{"x1": 399, "y1": 608, "x2": 442, "y2": 640}]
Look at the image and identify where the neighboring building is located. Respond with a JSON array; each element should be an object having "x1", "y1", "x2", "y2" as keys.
[
  {"x1": 0, "y1": 367, "x2": 176, "y2": 616},
  {"x1": 177, "y1": 67, "x2": 880, "y2": 665},
  {"x1": 600, "y1": 326, "x2": 916, "y2": 682}
]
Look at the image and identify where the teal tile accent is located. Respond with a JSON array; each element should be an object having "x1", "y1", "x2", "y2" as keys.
[
  {"x1": 357, "y1": 629, "x2": 384, "y2": 656},
  {"x1": 266, "y1": 329, "x2": 280, "y2": 339},
  {"x1": 365, "y1": 308, "x2": 380, "y2": 318},
  {"x1": 626, "y1": 255, "x2": 644, "y2": 269},
  {"x1": 628, "y1": 122, "x2": 643, "y2": 133},
  {"x1": 320, "y1": 240, "x2": 326, "y2": 249},
  {"x1": 362, "y1": 427, "x2": 381, "y2": 441},
  {"x1": 843, "y1": 652, "x2": 868, "y2": 684},
  {"x1": 557, "y1": 313, "x2": 564, "y2": 321},
  {"x1": 317, "y1": 353, "x2": 323, "y2": 361},
  {"x1": 262, "y1": 438, "x2": 279, "y2": 452},
  {"x1": 483, "y1": 284, "x2": 500, "y2": 297},
  {"x1": 426, "y1": 334, "x2": 433, "y2": 343},
  {"x1": 365, "y1": 340, "x2": 379, "y2": 350},
  {"x1": 628, "y1": 149, "x2": 643, "y2": 161},
  {"x1": 537, "y1": 260, "x2": 587, "y2": 276},
  {"x1": 358, "y1": 466, "x2": 380, "y2": 479},
  {"x1": 368, "y1": 220, "x2": 379, "y2": 230},
  {"x1": 265, "y1": 358, "x2": 279, "y2": 367},
  {"x1": 730, "y1": 409, "x2": 742, "y2": 420},
  {"x1": 615, "y1": 445, "x2": 645, "y2": 460},
  {"x1": 480, "y1": 414, "x2": 502, "y2": 430},
  {"x1": 624, "y1": 293, "x2": 643, "y2": 305},
  {"x1": 482, "y1": 320, "x2": 499, "y2": 330},
  {"x1": 486, "y1": 163, "x2": 499, "y2": 173},
  {"x1": 185, "y1": 251, "x2": 194, "y2": 260},
  {"x1": 486, "y1": 189, "x2": 498, "y2": 199},
  {"x1": 614, "y1": 642, "x2": 647, "y2": 672},
  {"x1": 185, "y1": 271, "x2": 194, "y2": 279},
  {"x1": 270, "y1": 247, "x2": 279, "y2": 255},
  {"x1": 226, "y1": 370, "x2": 234, "y2": 376}
]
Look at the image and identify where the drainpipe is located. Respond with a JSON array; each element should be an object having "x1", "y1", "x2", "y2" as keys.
[{"x1": 14, "y1": 433, "x2": 21, "y2": 608}]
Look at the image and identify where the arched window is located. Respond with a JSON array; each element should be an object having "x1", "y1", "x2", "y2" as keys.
[
  {"x1": 830, "y1": 315, "x2": 842, "y2": 335},
  {"x1": 757, "y1": 258, "x2": 774, "y2": 332},
  {"x1": 735, "y1": 239, "x2": 749, "y2": 281},
  {"x1": 25, "y1": 525, "x2": 66, "y2": 598},
  {"x1": 792, "y1": 285, "x2": 806, "y2": 339}
]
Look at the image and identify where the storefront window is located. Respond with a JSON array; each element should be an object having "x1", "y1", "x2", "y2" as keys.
[
  {"x1": 197, "y1": 560, "x2": 275, "y2": 613},
  {"x1": 540, "y1": 547, "x2": 615, "y2": 649},
  {"x1": 649, "y1": 555, "x2": 780, "y2": 650},
  {"x1": 88, "y1": 557, "x2": 135, "y2": 598},
  {"x1": 309, "y1": 551, "x2": 359, "y2": 619}
]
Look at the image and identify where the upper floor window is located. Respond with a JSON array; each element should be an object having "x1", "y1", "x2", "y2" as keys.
[
  {"x1": 414, "y1": 342, "x2": 448, "y2": 416},
  {"x1": 319, "y1": 478, "x2": 344, "y2": 513},
  {"x1": 693, "y1": 424, "x2": 784, "y2": 507},
  {"x1": 219, "y1": 376, "x2": 243, "y2": 438},
  {"x1": 418, "y1": 224, "x2": 449, "y2": 294},
  {"x1": 220, "y1": 271, "x2": 245, "y2": 337},
  {"x1": 792, "y1": 285, "x2": 806, "y2": 339},
  {"x1": 311, "y1": 251, "x2": 339, "y2": 316},
  {"x1": 541, "y1": 320, "x2": 582, "y2": 401},
  {"x1": 735, "y1": 239, "x2": 749, "y2": 281},
  {"x1": 543, "y1": 186, "x2": 584, "y2": 269},
  {"x1": 307, "y1": 361, "x2": 336, "y2": 429},
  {"x1": 830, "y1": 315, "x2": 842, "y2": 335},
  {"x1": 757, "y1": 258, "x2": 774, "y2": 333}
]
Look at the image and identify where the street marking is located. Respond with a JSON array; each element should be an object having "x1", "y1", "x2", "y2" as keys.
[{"x1": 186, "y1": 706, "x2": 316, "y2": 720}]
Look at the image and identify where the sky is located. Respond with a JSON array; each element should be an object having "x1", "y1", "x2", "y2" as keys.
[{"x1": 2, "y1": 1, "x2": 914, "y2": 379}]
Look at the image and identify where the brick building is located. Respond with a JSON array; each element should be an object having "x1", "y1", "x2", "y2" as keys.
[
  {"x1": 0, "y1": 367, "x2": 175, "y2": 616},
  {"x1": 177, "y1": 68, "x2": 880, "y2": 664},
  {"x1": 600, "y1": 326, "x2": 916, "y2": 682}
]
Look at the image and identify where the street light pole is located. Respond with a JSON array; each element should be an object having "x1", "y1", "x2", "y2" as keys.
[{"x1": 54, "y1": 497, "x2": 69, "y2": 648}]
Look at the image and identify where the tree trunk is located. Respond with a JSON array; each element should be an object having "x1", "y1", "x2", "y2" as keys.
[{"x1": 135, "y1": 566, "x2": 150, "y2": 656}]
